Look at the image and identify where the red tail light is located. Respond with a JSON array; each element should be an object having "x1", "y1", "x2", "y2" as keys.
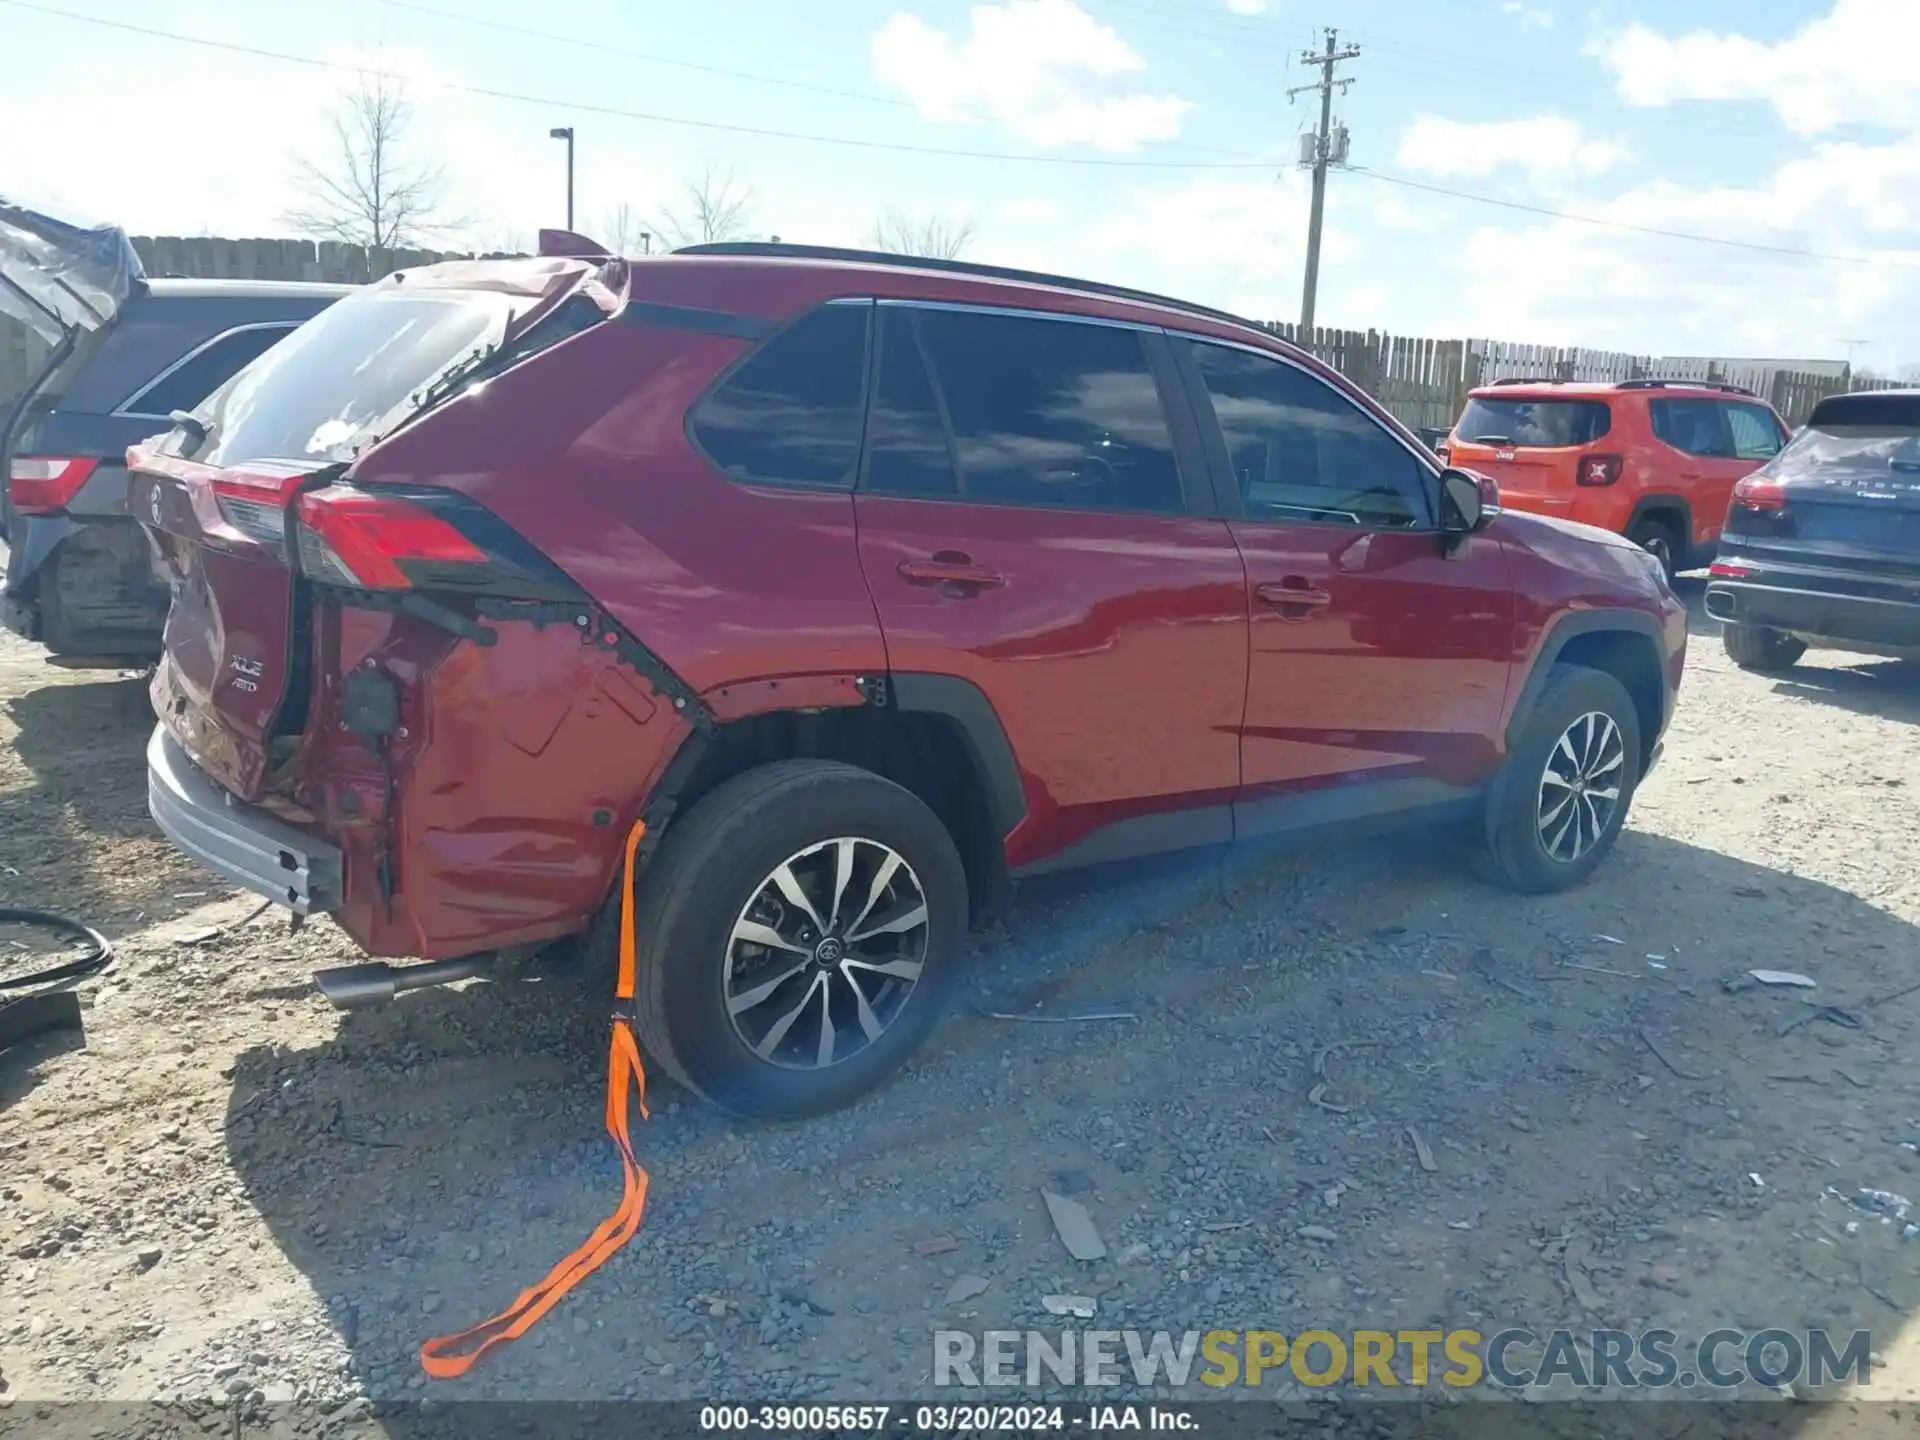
[
  {"x1": 209, "y1": 468, "x2": 312, "y2": 548},
  {"x1": 294, "y1": 487, "x2": 487, "y2": 590},
  {"x1": 1709, "y1": 561, "x2": 1751, "y2": 578},
  {"x1": 1576, "y1": 453, "x2": 1623, "y2": 487},
  {"x1": 290, "y1": 484, "x2": 583, "y2": 601},
  {"x1": 1732, "y1": 474, "x2": 1787, "y2": 511},
  {"x1": 8, "y1": 456, "x2": 99, "y2": 514}
]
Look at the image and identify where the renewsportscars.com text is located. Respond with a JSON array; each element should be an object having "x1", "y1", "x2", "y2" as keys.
[{"x1": 933, "y1": 1327, "x2": 1873, "y2": 1391}]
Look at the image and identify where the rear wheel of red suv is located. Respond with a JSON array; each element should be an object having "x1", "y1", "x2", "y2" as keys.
[
  {"x1": 1480, "y1": 665, "x2": 1643, "y2": 894},
  {"x1": 627, "y1": 759, "x2": 968, "y2": 1119}
]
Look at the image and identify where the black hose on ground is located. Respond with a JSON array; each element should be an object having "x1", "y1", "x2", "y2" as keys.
[{"x1": 0, "y1": 907, "x2": 114, "y2": 1056}]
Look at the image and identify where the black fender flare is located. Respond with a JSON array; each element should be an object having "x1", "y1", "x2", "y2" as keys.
[
  {"x1": 888, "y1": 673, "x2": 1027, "y2": 842},
  {"x1": 1504, "y1": 609, "x2": 1668, "y2": 751}
]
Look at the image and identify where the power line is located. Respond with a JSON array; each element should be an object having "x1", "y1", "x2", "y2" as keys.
[
  {"x1": 381, "y1": 0, "x2": 915, "y2": 110},
  {"x1": 1351, "y1": 168, "x2": 1920, "y2": 270},
  {"x1": 6, "y1": 0, "x2": 1912, "y2": 273},
  {"x1": 0, "y1": 0, "x2": 1275, "y2": 170}
]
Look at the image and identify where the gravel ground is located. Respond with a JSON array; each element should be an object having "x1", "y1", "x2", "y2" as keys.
[{"x1": 4, "y1": 584, "x2": 1920, "y2": 1432}]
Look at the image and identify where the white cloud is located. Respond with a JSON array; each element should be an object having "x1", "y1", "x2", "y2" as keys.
[
  {"x1": 1396, "y1": 115, "x2": 1631, "y2": 184},
  {"x1": 870, "y1": 0, "x2": 1191, "y2": 152},
  {"x1": 1602, "y1": 0, "x2": 1920, "y2": 136},
  {"x1": 1444, "y1": 135, "x2": 1920, "y2": 359},
  {"x1": 0, "y1": 41, "x2": 676, "y2": 251},
  {"x1": 1371, "y1": 192, "x2": 1447, "y2": 234},
  {"x1": 974, "y1": 170, "x2": 1346, "y2": 323},
  {"x1": 1498, "y1": 0, "x2": 1555, "y2": 29},
  {"x1": 1224, "y1": 0, "x2": 1270, "y2": 14}
]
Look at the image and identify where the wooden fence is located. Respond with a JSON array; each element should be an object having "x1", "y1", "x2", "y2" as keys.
[
  {"x1": 0, "y1": 234, "x2": 1899, "y2": 427},
  {"x1": 1265, "y1": 325, "x2": 1899, "y2": 432}
]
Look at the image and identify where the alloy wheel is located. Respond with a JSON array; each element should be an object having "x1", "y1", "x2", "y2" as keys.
[
  {"x1": 722, "y1": 837, "x2": 930, "y2": 1070},
  {"x1": 1536, "y1": 711, "x2": 1625, "y2": 864}
]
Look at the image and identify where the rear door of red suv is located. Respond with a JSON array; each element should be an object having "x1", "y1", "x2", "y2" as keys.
[{"x1": 849, "y1": 300, "x2": 1248, "y2": 872}]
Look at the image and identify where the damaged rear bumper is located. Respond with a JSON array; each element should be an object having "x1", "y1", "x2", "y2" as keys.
[{"x1": 146, "y1": 725, "x2": 342, "y2": 914}]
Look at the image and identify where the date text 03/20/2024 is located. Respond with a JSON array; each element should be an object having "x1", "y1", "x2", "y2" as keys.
[{"x1": 698, "y1": 1405, "x2": 1192, "y2": 1432}]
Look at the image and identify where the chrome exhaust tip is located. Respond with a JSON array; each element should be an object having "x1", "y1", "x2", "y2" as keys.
[{"x1": 312, "y1": 957, "x2": 488, "y2": 1011}]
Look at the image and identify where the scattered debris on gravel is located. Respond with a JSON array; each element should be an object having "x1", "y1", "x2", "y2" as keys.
[{"x1": 3, "y1": 603, "x2": 1920, "y2": 1418}]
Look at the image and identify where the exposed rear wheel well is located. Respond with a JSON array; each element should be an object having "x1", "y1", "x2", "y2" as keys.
[
  {"x1": 1552, "y1": 630, "x2": 1664, "y2": 768},
  {"x1": 662, "y1": 706, "x2": 1009, "y2": 922}
]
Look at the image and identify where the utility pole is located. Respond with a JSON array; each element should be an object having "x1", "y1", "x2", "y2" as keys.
[
  {"x1": 1289, "y1": 28, "x2": 1360, "y2": 338},
  {"x1": 549, "y1": 126, "x2": 575, "y2": 230}
]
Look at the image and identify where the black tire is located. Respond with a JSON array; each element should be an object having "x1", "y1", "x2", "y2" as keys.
[
  {"x1": 1627, "y1": 517, "x2": 1679, "y2": 582},
  {"x1": 1722, "y1": 623, "x2": 1806, "y2": 673},
  {"x1": 627, "y1": 759, "x2": 967, "y2": 1119},
  {"x1": 1481, "y1": 665, "x2": 1643, "y2": 894}
]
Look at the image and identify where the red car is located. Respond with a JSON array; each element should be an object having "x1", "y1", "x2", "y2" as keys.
[
  {"x1": 1444, "y1": 379, "x2": 1793, "y2": 578},
  {"x1": 135, "y1": 242, "x2": 1687, "y2": 1117}
]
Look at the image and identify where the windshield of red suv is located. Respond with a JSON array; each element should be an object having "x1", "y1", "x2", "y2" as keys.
[
  {"x1": 169, "y1": 288, "x2": 522, "y2": 468},
  {"x1": 1458, "y1": 396, "x2": 1610, "y2": 447}
]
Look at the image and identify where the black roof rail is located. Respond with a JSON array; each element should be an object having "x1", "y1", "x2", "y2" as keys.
[
  {"x1": 1489, "y1": 376, "x2": 1561, "y2": 386},
  {"x1": 1615, "y1": 378, "x2": 1757, "y2": 397},
  {"x1": 672, "y1": 241, "x2": 1273, "y2": 338}
]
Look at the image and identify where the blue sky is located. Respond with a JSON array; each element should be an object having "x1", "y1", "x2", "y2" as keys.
[{"x1": 4, "y1": 0, "x2": 1918, "y2": 369}]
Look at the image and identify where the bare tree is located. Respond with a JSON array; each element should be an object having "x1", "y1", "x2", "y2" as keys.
[
  {"x1": 643, "y1": 163, "x2": 757, "y2": 250},
  {"x1": 1901, "y1": 361, "x2": 1920, "y2": 384},
  {"x1": 284, "y1": 73, "x2": 456, "y2": 268},
  {"x1": 599, "y1": 202, "x2": 655, "y2": 257},
  {"x1": 868, "y1": 207, "x2": 975, "y2": 260}
]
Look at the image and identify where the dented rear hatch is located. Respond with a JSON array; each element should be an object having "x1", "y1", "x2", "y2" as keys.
[{"x1": 133, "y1": 259, "x2": 610, "y2": 799}]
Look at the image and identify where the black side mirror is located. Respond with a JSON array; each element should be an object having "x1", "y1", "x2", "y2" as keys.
[{"x1": 1439, "y1": 467, "x2": 1500, "y2": 555}]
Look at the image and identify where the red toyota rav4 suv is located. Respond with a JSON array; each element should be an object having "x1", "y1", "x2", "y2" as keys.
[{"x1": 134, "y1": 243, "x2": 1686, "y2": 1117}]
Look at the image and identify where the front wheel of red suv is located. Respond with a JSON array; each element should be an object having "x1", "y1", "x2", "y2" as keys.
[
  {"x1": 627, "y1": 759, "x2": 968, "y2": 1119},
  {"x1": 1480, "y1": 665, "x2": 1643, "y2": 894}
]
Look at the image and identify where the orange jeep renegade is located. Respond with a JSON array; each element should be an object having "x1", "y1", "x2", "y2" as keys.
[{"x1": 1443, "y1": 379, "x2": 1792, "y2": 577}]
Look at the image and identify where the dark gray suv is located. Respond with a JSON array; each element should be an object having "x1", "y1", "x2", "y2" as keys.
[{"x1": 1, "y1": 203, "x2": 347, "y2": 662}]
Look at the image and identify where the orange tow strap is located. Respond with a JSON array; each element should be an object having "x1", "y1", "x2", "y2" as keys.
[{"x1": 418, "y1": 819, "x2": 652, "y2": 1379}]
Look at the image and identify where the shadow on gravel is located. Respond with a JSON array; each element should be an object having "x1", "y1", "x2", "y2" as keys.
[
  {"x1": 4, "y1": 670, "x2": 156, "y2": 836},
  {"x1": 1769, "y1": 659, "x2": 1920, "y2": 726},
  {"x1": 1676, "y1": 575, "x2": 1718, "y2": 640},
  {"x1": 217, "y1": 823, "x2": 1920, "y2": 1408},
  {"x1": 0, "y1": 668, "x2": 200, "y2": 940}
]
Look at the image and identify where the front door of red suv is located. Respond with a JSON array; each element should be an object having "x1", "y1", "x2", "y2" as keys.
[
  {"x1": 1175, "y1": 338, "x2": 1515, "y2": 825},
  {"x1": 853, "y1": 302, "x2": 1248, "y2": 872}
]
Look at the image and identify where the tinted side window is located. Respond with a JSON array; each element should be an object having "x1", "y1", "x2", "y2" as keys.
[
  {"x1": 691, "y1": 304, "x2": 870, "y2": 489},
  {"x1": 123, "y1": 325, "x2": 295, "y2": 417},
  {"x1": 1191, "y1": 342, "x2": 1426, "y2": 529},
  {"x1": 1725, "y1": 402, "x2": 1784, "y2": 461},
  {"x1": 1650, "y1": 399, "x2": 1733, "y2": 458},
  {"x1": 912, "y1": 308, "x2": 1182, "y2": 513},
  {"x1": 865, "y1": 308, "x2": 959, "y2": 498}
]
